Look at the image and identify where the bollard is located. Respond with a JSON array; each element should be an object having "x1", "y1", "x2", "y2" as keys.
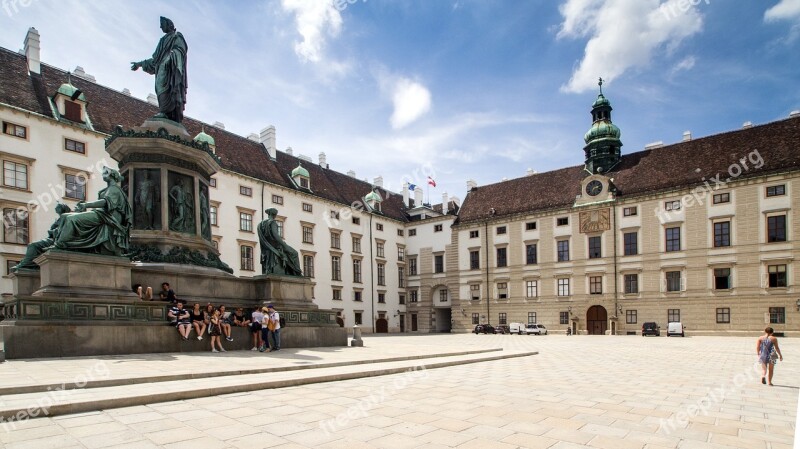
[{"x1": 351, "y1": 325, "x2": 364, "y2": 347}]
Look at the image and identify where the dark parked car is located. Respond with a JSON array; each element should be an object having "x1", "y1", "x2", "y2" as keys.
[
  {"x1": 642, "y1": 322, "x2": 661, "y2": 337},
  {"x1": 494, "y1": 325, "x2": 510, "y2": 334},
  {"x1": 473, "y1": 324, "x2": 495, "y2": 334}
]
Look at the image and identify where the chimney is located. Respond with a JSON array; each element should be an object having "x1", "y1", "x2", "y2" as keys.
[
  {"x1": 683, "y1": 131, "x2": 692, "y2": 142},
  {"x1": 213, "y1": 121, "x2": 225, "y2": 130},
  {"x1": 644, "y1": 141, "x2": 664, "y2": 150},
  {"x1": 122, "y1": 88, "x2": 131, "y2": 96},
  {"x1": 467, "y1": 179, "x2": 477, "y2": 190},
  {"x1": 259, "y1": 126, "x2": 276, "y2": 159},
  {"x1": 373, "y1": 176, "x2": 383, "y2": 188},
  {"x1": 441, "y1": 192, "x2": 449, "y2": 215},
  {"x1": 319, "y1": 152, "x2": 327, "y2": 168},
  {"x1": 146, "y1": 93, "x2": 158, "y2": 105},
  {"x1": 742, "y1": 121, "x2": 753, "y2": 129},
  {"x1": 24, "y1": 27, "x2": 40, "y2": 74},
  {"x1": 347, "y1": 170, "x2": 356, "y2": 178},
  {"x1": 73, "y1": 66, "x2": 96, "y2": 82},
  {"x1": 402, "y1": 182, "x2": 410, "y2": 207},
  {"x1": 247, "y1": 133, "x2": 259, "y2": 142},
  {"x1": 286, "y1": 147, "x2": 293, "y2": 156},
  {"x1": 299, "y1": 154, "x2": 312, "y2": 162},
  {"x1": 526, "y1": 168, "x2": 536, "y2": 176},
  {"x1": 414, "y1": 187, "x2": 423, "y2": 206},
  {"x1": 790, "y1": 110, "x2": 800, "y2": 118}
]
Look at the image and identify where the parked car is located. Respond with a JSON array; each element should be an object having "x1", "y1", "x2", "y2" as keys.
[
  {"x1": 473, "y1": 324, "x2": 495, "y2": 334},
  {"x1": 525, "y1": 324, "x2": 548, "y2": 335},
  {"x1": 509, "y1": 322, "x2": 526, "y2": 334},
  {"x1": 533, "y1": 324, "x2": 548, "y2": 335},
  {"x1": 667, "y1": 322, "x2": 685, "y2": 337},
  {"x1": 642, "y1": 322, "x2": 661, "y2": 336},
  {"x1": 494, "y1": 325, "x2": 510, "y2": 334}
]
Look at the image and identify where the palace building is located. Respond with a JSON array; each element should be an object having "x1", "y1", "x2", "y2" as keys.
[{"x1": 1, "y1": 28, "x2": 798, "y2": 335}]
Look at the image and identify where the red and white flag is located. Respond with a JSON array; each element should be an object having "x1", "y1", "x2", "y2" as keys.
[{"x1": 427, "y1": 176, "x2": 436, "y2": 187}]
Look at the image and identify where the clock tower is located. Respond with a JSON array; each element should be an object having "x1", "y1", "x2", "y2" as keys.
[{"x1": 583, "y1": 78, "x2": 622, "y2": 175}]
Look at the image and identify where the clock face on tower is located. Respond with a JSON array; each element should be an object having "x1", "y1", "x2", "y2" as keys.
[{"x1": 586, "y1": 180, "x2": 603, "y2": 196}]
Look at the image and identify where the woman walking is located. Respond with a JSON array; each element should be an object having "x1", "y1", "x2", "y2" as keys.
[{"x1": 757, "y1": 327, "x2": 783, "y2": 386}]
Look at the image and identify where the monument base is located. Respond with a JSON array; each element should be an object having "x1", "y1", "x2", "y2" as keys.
[{"x1": 32, "y1": 251, "x2": 138, "y2": 302}]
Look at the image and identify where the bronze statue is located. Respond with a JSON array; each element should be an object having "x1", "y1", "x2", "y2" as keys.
[
  {"x1": 258, "y1": 208, "x2": 302, "y2": 276},
  {"x1": 169, "y1": 177, "x2": 194, "y2": 233},
  {"x1": 11, "y1": 203, "x2": 71, "y2": 271},
  {"x1": 131, "y1": 16, "x2": 188, "y2": 123},
  {"x1": 199, "y1": 189, "x2": 210, "y2": 239},
  {"x1": 54, "y1": 167, "x2": 133, "y2": 256},
  {"x1": 135, "y1": 169, "x2": 159, "y2": 230}
]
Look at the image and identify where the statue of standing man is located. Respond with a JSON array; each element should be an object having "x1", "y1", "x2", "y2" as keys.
[{"x1": 131, "y1": 16, "x2": 188, "y2": 123}]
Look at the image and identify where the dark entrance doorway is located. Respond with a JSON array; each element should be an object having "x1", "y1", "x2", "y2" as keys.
[
  {"x1": 587, "y1": 305, "x2": 608, "y2": 335},
  {"x1": 411, "y1": 313, "x2": 418, "y2": 331},
  {"x1": 375, "y1": 318, "x2": 388, "y2": 333},
  {"x1": 399, "y1": 314, "x2": 405, "y2": 333}
]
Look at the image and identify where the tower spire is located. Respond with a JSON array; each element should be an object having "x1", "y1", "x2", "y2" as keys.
[{"x1": 598, "y1": 77, "x2": 604, "y2": 95}]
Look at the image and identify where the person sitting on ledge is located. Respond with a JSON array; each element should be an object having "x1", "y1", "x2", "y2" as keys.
[
  {"x1": 218, "y1": 305, "x2": 233, "y2": 342},
  {"x1": 232, "y1": 307, "x2": 250, "y2": 328},
  {"x1": 168, "y1": 302, "x2": 192, "y2": 340},
  {"x1": 159, "y1": 282, "x2": 185, "y2": 304},
  {"x1": 132, "y1": 284, "x2": 153, "y2": 300}
]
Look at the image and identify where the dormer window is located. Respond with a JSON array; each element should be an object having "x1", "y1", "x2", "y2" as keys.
[
  {"x1": 64, "y1": 100, "x2": 82, "y2": 122},
  {"x1": 299, "y1": 177, "x2": 309, "y2": 188},
  {"x1": 365, "y1": 189, "x2": 382, "y2": 212},
  {"x1": 291, "y1": 163, "x2": 310, "y2": 190},
  {"x1": 53, "y1": 82, "x2": 88, "y2": 125}
]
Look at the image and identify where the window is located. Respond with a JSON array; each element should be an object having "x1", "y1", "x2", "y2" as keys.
[
  {"x1": 3, "y1": 161, "x2": 28, "y2": 189},
  {"x1": 497, "y1": 283, "x2": 508, "y2": 299},
  {"x1": 399, "y1": 294, "x2": 405, "y2": 305},
  {"x1": 472, "y1": 313, "x2": 480, "y2": 325},
  {"x1": 434, "y1": 224, "x2": 443, "y2": 232},
  {"x1": 352, "y1": 236, "x2": 361, "y2": 253},
  {"x1": 665, "y1": 200, "x2": 681, "y2": 211},
  {"x1": 209, "y1": 178, "x2": 217, "y2": 188},
  {"x1": 276, "y1": 220, "x2": 284, "y2": 237},
  {"x1": 408, "y1": 229, "x2": 416, "y2": 236},
  {"x1": 377, "y1": 263, "x2": 386, "y2": 286},
  {"x1": 527, "y1": 312, "x2": 537, "y2": 324},
  {"x1": 302, "y1": 203, "x2": 313, "y2": 213},
  {"x1": 767, "y1": 215, "x2": 786, "y2": 243},
  {"x1": 299, "y1": 177, "x2": 309, "y2": 188},
  {"x1": 496, "y1": 247, "x2": 507, "y2": 268},
  {"x1": 331, "y1": 256, "x2": 341, "y2": 281},
  {"x1": 3, "y1": 208, "x2": 28, "y2": 244},
  {"x1": 714, "y1": 221, "x2": 731, "y2": 247},
  {"x1": 623, "y1": 232, "x2": 638, "y2": 256},
  {"x1": 439, "y1": 290, "x2": 448, "y2": 302},
  {"x1": 713, "y1": 193, "x2": 730, "y2": 204},
  {"x1": 210, "y1": 206, "x2": 217, "y2": 226},
  {"x1": 557, "y1": 217, "x2": 569, "y2": 226},
  {"x1": 557, "y1": 240, "x2": 569, "y2": 262},
  {"x1": 560, "y1": 312, "x2": 569, "y2": 325},
  {"x1": 398, "y1": 267, "x2": 405, "y2": 287},
  {"x1": 302, "y1": 225, "x2": 313, "y2": 243},
  {"x1": 378, "y1": 293, "x2": 386, "y2": 303},
  {"x1": 769, "y1": 307, "x2": 785, "y2": 324},
  {"x1": 667, "y1": 309, "x2": 680, "y2": 323},
  {"x1": 6, "y1": 259, "x2": 20, "y2": 275},
  {"x1": 409, "y1": 257, "x2": 417, "y2": 275},
  {"x1": 332, "y1": 289, "x2": 342, "y2": 301},
  {"x1": 239, "y1": 212, "x2": 253, "y2": 232},
  {"x1": 470, "y1": 284, "x2": 481, "y2": 300},
  {"x1": 526, "y1": 280, "x2": 538, "y2": 298},
  {"x1": 2, "y1": 122, "x2": 26, "y2": 138},
  {"x1": 588, "y1": 236, "x2": 602, "y2": 259},
  {"x1": 330, "y1": 232, "x2": 341, "y2": 249},
  {"x1": 626, "y1": 310, "x2": 637, "y2": 324},
  {"x1": 330, "y1": 211, "x2": 339, "y2": 220},
  {"x1": 496, "y1": 226, "x2": 507, "y2": 235},
  {"x1": 624, "y1": 274, "x2": 638, "y2": 294},
  {"x1": 666, "y1": 271, "x2": 682, "y2": 292},
  {"x1": 64, "y1": 138, "x2": 86, "y2": 154},
  {"x1": 526, "y1": 222, "x2": 537, "y2": 230},
  {"x1": 376, "y1": 242, "x2": 385, "y2": 258},
  {"x1": 623, "y1": 207, "x2": 637, "y2": 217},
  {"x1": 410, "y1": 290, "x2": 418, "y2": 302},
  {"x1": 766, "y1": 185, "x2": 785, "y2": 197},
  {"x1": 398, "y1": 247, "x2": 405, "y2": 261},
  {"x1": 272, "y1": 194, "x2": 284, "y2": 205},
  {"x1": 589, "y1": 276, "x2": 603, "y2": 294},
  {"x1": 714, "y1": 268, "x2": 731, "y2": 290},
  {"x1": 498, "y1": 313, "x2": 507, "y2": 325},
  {"x1": 64, "y1": 100, "x2": 82, "y2": 122},
  {"x1": 716, "y1": 308, "x2": 730, "y2": 324},
  {"x1": 557, "y1": 278, "x2": 570, "y2": 296},
  {"x1": 470, "y1": 250, "x2": 480, "y2": 270},
  {"x1": 397, "y1": 229, "x2": 404, "y2": 237},
  {"x1": 64, "y1": 173, "x2": 86, "y2": 201},
  {"x1": 303, "y1": 255, "x2": 314, "y2": 278},
  {"x1": 768, "y1": 265, "x2": 787, "y2": 288},
  {"x1": 665, "y1": 227, "x2": 681, "y2": 252},
  {"x1": 354, "y1": 311, "x2": 363, "y2": 324},
  {"x1": 434, "y1": 255, "x2": 444, "y2": 273},
  {"x1": 353, "y1": 259, "x2": 362, "y2": 283},
  {"x1": 352, "y1": 217, "x2": 360, "y2": 225},
  {"x1": 240, "y1": 245, "x2": 254, "y2": 271},
  {"x1": 469, "y1": 230, "x2": 479, "y2": 238},
  {"x1": 376, "y1": 223, "x2": 384, "y2": 231},
  {"x1": 526, "y1": 244, "x2": 537, "y2": 265},
  {"x1": 239, "y1": 185, "x2": 252, "y2": 196}
]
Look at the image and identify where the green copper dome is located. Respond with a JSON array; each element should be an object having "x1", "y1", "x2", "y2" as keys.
[
  {"x1": 584, "y1": 121, "x2": 621, "y2": 143},
  {"x1": 291, "y1": 163, "x2": 310, "y2": 178},
  {"x1": 193, "y1": 130, "x2": 215, "y2": 146},
  {"x1": 592, "y1": 93, "x2": 610, "y2": 108},
  {"x1": 56, "y1": 83, "x2": 86, "y2": 102}
]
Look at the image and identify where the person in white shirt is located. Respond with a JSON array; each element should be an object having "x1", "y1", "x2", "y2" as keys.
[
  {"x1": 263, "y1": 304, "x2": 281, "y2": 352},
  {"x1": 250, "y1": 307, "x2": 265, "y2": 351}
]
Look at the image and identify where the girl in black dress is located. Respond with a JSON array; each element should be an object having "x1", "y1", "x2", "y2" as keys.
[{"x1": 209, "y1": 309, "x2": 225, "y2": 353}]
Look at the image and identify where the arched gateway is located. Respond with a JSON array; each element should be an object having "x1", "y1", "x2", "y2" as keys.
[{"x1": 587, "y1": 305, "x2": 608, "y2": 335}]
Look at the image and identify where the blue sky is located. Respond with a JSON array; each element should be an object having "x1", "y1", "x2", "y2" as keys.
[{"x1": 1, "y1": 0, "x2": 799, "y2": 204}]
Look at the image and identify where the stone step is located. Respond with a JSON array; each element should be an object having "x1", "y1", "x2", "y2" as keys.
[{"x1": 0, "y1": 349, "x2": 536, "y2": 421}]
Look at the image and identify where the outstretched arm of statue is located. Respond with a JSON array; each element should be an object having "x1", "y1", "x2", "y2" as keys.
[
  {"x1": 131, "y1": 61, "x2": 141, "y2": 71},
  {"x1": 75, "y1": 198, "x2": 106, "y2": 212}
]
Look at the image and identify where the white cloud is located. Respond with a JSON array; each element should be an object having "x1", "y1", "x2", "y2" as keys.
[
  {"x1": 765, "y1": 0, "x2": 800, "y2": 22},
  {"x1": 558, "y1": 0, "x2": 704, "y2": 93},
  {"x1": 390, "y1": 78, "x2": 432, "y2": 129},
  {"x1": 670, "y1": 55, "x2": 696, "y2": 75},
  {"x1": 281, "y1": 0, "x2": 343, "y2": 63}
]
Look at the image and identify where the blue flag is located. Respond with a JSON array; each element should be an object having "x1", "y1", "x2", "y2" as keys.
[{"x1": 408, "y1": 184, "x2": 417, "y2": 191}]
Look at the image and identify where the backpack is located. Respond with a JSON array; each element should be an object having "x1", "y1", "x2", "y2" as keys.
[{"x1": 279, "y1": 316, "x2": 286, "y2": 327}]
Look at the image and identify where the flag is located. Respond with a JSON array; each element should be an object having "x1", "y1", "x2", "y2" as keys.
[
  {"x1": 427, "y1": 176, "x2": 436, "y2": 187},
  {"x1": 408, "y1": 183, "x2": 417, "y2": 191}
]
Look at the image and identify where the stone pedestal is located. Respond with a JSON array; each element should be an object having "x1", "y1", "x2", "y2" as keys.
[
  {"x1": 10, "y1": 269, "x2": 39, "y2": 298},
  {"x1": 253, "y1": 274, "x2": 317, "y2": 311},
  {"x1": 32, "y1": 250, "x2": 137, "y2": 302}
]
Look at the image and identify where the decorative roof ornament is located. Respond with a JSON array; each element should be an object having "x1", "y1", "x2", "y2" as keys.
[{"x1": 291, "y1": 162, "x2": 310, "y2": 179}]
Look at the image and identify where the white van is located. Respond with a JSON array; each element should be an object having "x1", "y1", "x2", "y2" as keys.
[
  {"x1": 667, "y1": 322, "x2": 684, "y2": 337},
  {"x1": 509, "y1": 323, "x2": 526, "y2": 334}
]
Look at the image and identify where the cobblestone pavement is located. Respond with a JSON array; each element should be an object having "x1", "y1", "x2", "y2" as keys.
[{"x1": 0, "y1": 334, "x2": 797, "y2": 449}]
